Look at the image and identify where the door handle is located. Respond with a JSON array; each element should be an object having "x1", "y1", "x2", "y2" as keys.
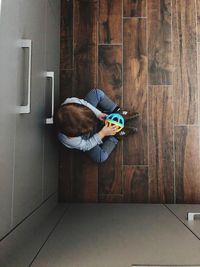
[
  {"x1": 46, "y1": 71, "x2": 55, "y2": 124},
  {"x1": 19, "y1": 39, "x2": 32, "y2": 114},
  {"x1": 187, "y1": 212, "x2": 200, "y2": 221}
]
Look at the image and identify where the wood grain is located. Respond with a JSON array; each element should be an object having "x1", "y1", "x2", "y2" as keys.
[
  {"x1": 59, "y1": 70, "x2": 74, "y2": 202},
  {"x1": 61, "y1": 0, "x2": 73, "y2": 40},
  {"x1": 70, "y1": 0, "x2": 98, "y2": 201},
  {"x1": 123, "y1": 166, "x2": 148, "y2": 202},
  {"x1": 148, "y1": 86, "x2": 174, "y2": 203},
  {"x1": 60, "y1": 39, "x2": 73, "y2": 70},
  {"x1": 98, "y1": 45, "x2": 123, "y2": 195},
  {"x1": 148, "y1": 0, "x2": 172, "y2": 85},
  {"x1": 58, "y1": 147, "x2": 73, "y2": 202},
  {"x1": 60, "y1": 70, "x2": 73, "y2": 103},
  {"x1": 59, "y1": 0, "x2": 74, "y2": 201},
  {"x1": 99, "y1": 0, "x2": 122, "y2": 44},
  {"x1": 175, "y1": 126, "x2": 200, "y2": 203},
  {"x1": 72, "y1": 151, "x2": 98, "y2": 202},
  {"x1": 59, "y1": 0, "x2": 200, "y2": 204},
  {"x1": 123, "y1": 18, "x2": 147, "y2": 165},
  {"x1": 148, "y1": 86, "x2": 173, "y2": 129},
  {"x1": 98, "y1": 141, "x2": 123, "y2": 195},
  {"x1": 60, "y1": 0, "x2": 73, "y2": 69},
  {"x1": 73, "y1": 0, "x2": 98, "y2": 97},
  {"x1": 123, "y1": 0, "x2": 146, "y2": 17},
  {"x1": 172, "y1": 0, "x2": 198, "y2": 124},
  {"x1": 98, "y1": 45, "x2": 122, "y2": 106}
]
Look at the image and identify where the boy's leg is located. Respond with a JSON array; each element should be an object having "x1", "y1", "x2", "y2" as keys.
[
  {"x1": 84, "y1": 88, "x2": 118, "y2": 113},
  {"x1": 86, "y1": 136, "x2": 118, "y2": 163}
]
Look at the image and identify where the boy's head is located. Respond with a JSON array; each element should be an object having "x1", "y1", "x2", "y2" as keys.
[{"x1": 54, "y1": 103, "x2": 97, "y2": 137}]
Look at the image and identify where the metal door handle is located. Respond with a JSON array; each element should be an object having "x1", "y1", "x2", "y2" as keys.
[
  {"x1": 19, "y1": 39, "x2": 32, "y2": 114},
  {"x1": 187, "y1": 212, "x2": 200, "y2": 221},
  {"x1": 46, "y1": 71, "x2": 55, "y2": 124}
]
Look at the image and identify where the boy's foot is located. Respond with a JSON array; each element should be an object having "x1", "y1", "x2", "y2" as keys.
[
  {"x1": 115, "y1": 126, "x2": 138, "y2": 141},
  {"x1": 118, "y1": 109, "x2": 140, "y2": 121}
]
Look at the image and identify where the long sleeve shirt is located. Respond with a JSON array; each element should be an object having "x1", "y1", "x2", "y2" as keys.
[{"x1": 57, "y1": 97, "x2": 103, "y2": 151}]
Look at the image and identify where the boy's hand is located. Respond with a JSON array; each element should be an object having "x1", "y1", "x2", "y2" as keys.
[
  {"x1": 98, "y1": 123, "x2": 118, "y2": 139},
  {"x1": 98, "y1": 113, "x2": 108, "y2": 121}
]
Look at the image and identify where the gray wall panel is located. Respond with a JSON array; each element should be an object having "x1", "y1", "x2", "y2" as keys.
[
  {"x1": 13, "y1": 0, "x2": 46, "y2": 227},
  {"x1": 0, "y1": 0, "x2": 20, "y2": 239},
  {"x1": 43, "y1": 0, "x2": 60, "y2": 199}
]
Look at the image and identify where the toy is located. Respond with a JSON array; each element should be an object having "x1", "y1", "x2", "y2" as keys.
[{"x1": 105, "y1": 113, "x2": 124, "y2": 133}]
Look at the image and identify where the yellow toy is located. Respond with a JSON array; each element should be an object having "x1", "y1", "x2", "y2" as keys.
[{"x1": 105, "y1": 113, "x2": 124, "y2": 133}]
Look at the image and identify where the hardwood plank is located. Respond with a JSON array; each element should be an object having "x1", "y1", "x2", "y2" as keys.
[
  {"x1": 60, "y1": 70, "x2": 73, "y2": 103},
  {"x1": 123, "y1": 18, "x2": 147, "y2": 165},
  {"x1": 73, "y1": 45, "x2": 97, "y2": 98},
  {"x1": 197, "y1": 0, "x2": 200, "y2": 42},
  {"x1": 59, "y1": 2, "x2": 73, "y2": 202},
  {"x1": 59, "y1": 70, "x2": 74, "y2": 202},
  {"x1": 98, "y1": 141, "x2": 123, "y2": 195},
  {"x1": 99, "y1": 0, "x2": 122, "y2": 44},
  {"x1": 148, "y1": 0, "x2": 172, "y2": 85},
  {"x1": 98, "y1": 45, "x2": 122, "y2": 106},
  {"x1": 60, "y1": 39, "x2": 73, "y2": 70},
  {"x1": 123, "y1": 166, "x2": 148, "y2": 202},
  {"x1": 175, "y1": 126, "x2": 200, "y2": 203},
  {"x1": 148, "y1": 86, "x2": 173, "y2": 129},
  {"x1": 61, "y1": 0, "x2": 73, "y2": 40},
  {"x1": 68, "y1": 0, "x2": 98, "y2": 202},
  {"x1": 148, "y1": 86, "x2": 174, "y2": 203},
  {"x1": 98, "y1": 45, "x2": 123, "y2": 195},
  {"x1": 58, "y1": 147, "x2": 73, "y2": 202},
  {"x1": 73, "y1": 0, "x2": 98, "y2": 97},
  {"x1": 72, "y1": 151, "x2": 98, "y2": 202},
  {"x1": 60, "y1": 150, "x2": 98, "y2": 203},
  {"x1": 172, "y1": 0, "x2": 198, "y2": 124},
  {"x1": 60, "y1": 0, "x2": 73, "y2": 69},
  {"x1": 59, "y1": 149, "x2": 98, "y2": 203},
  {"x1": 123, "y1": 0, "x2": 146, "y2": 17},
  {"x1": 74, "y1": 0, "x2": 97, "y2": 47}
]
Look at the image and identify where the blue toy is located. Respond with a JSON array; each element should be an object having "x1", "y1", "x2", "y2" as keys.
[{"x1": 105, "y1": 113, "x2": 124, "y2": 132}]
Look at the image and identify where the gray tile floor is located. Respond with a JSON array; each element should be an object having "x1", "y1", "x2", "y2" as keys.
[
  {"x1": 30, "y1": 204, "x2": 200, "y2": 267},
  {"x1": 0, "y1": 202, "x2": 68, "y2": 267},
  {"x1": 166, "y1": 204, "x2": 200, "y2": 240}
]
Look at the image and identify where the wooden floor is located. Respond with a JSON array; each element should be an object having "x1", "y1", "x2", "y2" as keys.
[{"x1": 59, "y1": 0, "x2": 200, "y2": 203}]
